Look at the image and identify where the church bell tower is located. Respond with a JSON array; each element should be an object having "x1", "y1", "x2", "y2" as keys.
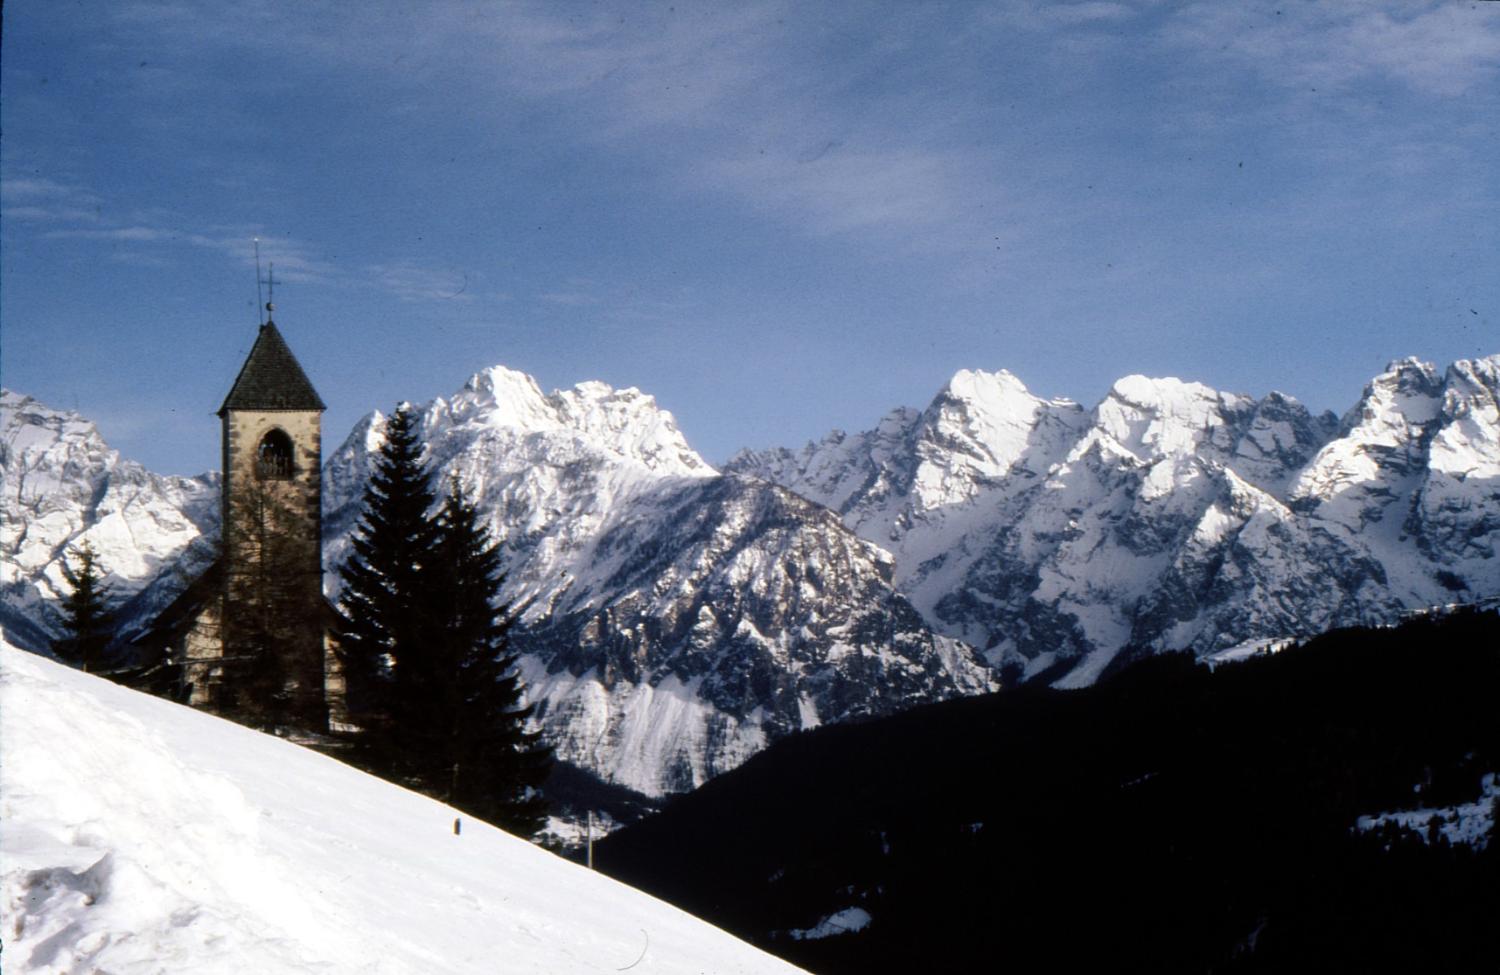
[{"x1": 216, "y1": 312, "x2": 330, "y2": 723}]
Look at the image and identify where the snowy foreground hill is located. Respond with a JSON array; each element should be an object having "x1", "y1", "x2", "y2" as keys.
[{"x1": 0, "y1": 639, "x2": 804, "y2": 974}]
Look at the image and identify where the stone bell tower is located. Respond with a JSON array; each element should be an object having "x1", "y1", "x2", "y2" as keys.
[{"x1": 216, "y1": 313, "x2": 330, "y2": 723}]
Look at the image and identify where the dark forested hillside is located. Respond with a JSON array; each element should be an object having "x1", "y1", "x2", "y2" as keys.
[{"x1": 598, "y1": 610, "x2": 1500, "y2": 973}]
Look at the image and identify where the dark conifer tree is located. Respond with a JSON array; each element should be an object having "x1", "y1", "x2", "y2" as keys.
[
  {"x1": 52, "y1": 540, "x2": 115, "y2": 672},
  {"x1": 424, "y1": 479, "x2": 553, "y2": 838},
  {"x1": 335, "y1": 404, "x2": 441, "y2": 768},
  {"x1": 336, "y1": 412, "x2": 551, "y2": 835}
]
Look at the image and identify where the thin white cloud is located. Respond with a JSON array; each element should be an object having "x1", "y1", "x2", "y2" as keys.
[
  {"x1": 27, "y1": 0, "x2": 1499, "y2": 293},
  {"x1": 36, "y1": 218, "x2": 337, "y2": 284},
  {"x1": 1348, "y1": 5, "x2": 1500, "y2": 97},
  {"x1": 460, "y1": 2, "x2": 790, "y2": 125},
  {"x1": 1, "y1": 176, "x2": 97, "y2": 202},
  {"x1": 706, "y1": 146, "x2": 975, "y2": 239},
  {"x1": 75, "y1": 3, "x2": 1017, "y2": 262},
  {"x1": 1165, "y1": 2, "x2": 1500, "y2": 98},
  {"x1": 153, "y1": 2, "x2": 994, "y2": 257},
  {"x1": 178, "y1": 230, "x2": 334, "y2": 285},
  {"x1": 538, "y1": 292, "x2": 601, "y2": 308},
  {"x1": 2, "y1": 204, "x2": 101, "y2": 222},
  {"x1": 367, "y1": 262, "x2": 475, "y2": 303},
  {"x1": 13, "y1": 180, "x2": 476, "y2": 302},
  {"x1": 459, "y1": 4, "x2": 1016, "y2": 258},
  {"x1": 533, "y1": 277, "x2": 699, "y2": 329},
  {"x1": 45, "y1": 226, "x2": 177, "y2": 242},
  {"x1": 982, "y1": 0, "x2": 1141, "y2": 31},
  {"x1": 107, "y1": 251, "x2": 175, "y2": 269},
  {"x1": 1042, "y1": 2, "x2": 1137, "y2": 26},
  {"x1": 0, "y1": 175, "x2": 103, "y2": 223}
]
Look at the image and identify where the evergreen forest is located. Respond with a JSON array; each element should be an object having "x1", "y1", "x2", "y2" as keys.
[{"x1": 598, "y1": 609, "x2": 1500, "y2": 973}]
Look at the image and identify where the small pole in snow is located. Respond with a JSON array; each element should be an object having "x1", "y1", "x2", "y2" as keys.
[
  {"x1": 454, "y1": 817, "x2": 462, "y2": 836},
  {"x1": 586, "y1": 810, "x2": 595, "y2": 869}
]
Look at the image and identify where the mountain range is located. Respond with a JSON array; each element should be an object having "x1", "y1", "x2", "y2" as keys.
[
  {"x1": 729, "y1": 355, "x2": 1500, "y2": 685},
  {"x1": 321, "y1": 368, "x2": 991, "y2": 797},
  {"x1": 3, "y1": 354, "x2": 1496, "y2": 797}
]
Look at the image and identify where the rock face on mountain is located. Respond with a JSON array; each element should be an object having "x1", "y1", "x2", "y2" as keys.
[
  {"x1": 320, "y1": 367, "x2": 993, "y2": 796},
  {"x1": 728, "y1": 356, "x2": 1500, "y2": 687},
  {"x1": 0, "y1": 391, "x2": 219, "y2": 651}
]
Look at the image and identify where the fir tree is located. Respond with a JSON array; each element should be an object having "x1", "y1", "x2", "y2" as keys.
[
  {"x1": 52, "y1": 540, "x2": 115, "y2": 672},
  {"x1": 335, "y1": 404, "x2": 441, "y2": 768},
  {"x1": 336, "y1": 411, "x2": 552, "y2": 836},
  {"x1": 422, "y1": 479, "x2": 552, "y2": 838}
]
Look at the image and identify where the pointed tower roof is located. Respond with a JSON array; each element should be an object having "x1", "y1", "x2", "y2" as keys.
[{"x1": 218, "y1": 321, "x2": 326, "y2": 416}]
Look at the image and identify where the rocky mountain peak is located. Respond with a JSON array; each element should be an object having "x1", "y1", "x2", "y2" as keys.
[
  {"x1": 1093, "y1": 375, "x2": 1253, "y2": 463},
  {"x1": 937, "y1": 367, "x2": 1034, "y2": 409},
  {"x1": 918, "y1": 368, "x2": 1072, "y2": 484},
  {"x1": 1417, "y1": 356, "x2": 1500, "y2": 567},
  {"x1": 1333, "y1": 357, "x2": 1443, "y2": 436},
  {"x1": 1229, "y1": 391, "x2": 1337, "y2": 496},
  {"x1": 1290, "y1": 358, "x2": 1448, "y2": 512},
  {"x1": 1380, "y1": 355, "x2": 1444, "y2": 389},
  {"x1": 1439, "y1": 355, "x2": 1500, "y2": 428},
  {"x1": 452, "y1": 365, "x2": 555, "y2": 428},
  {"x1": 437, "y1": 366, "x2": 712, "y2": 478}
]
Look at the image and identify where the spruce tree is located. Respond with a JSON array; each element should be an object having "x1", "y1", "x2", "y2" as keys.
[
  {"x1": 336, "y1": 411, "x2": 551, "y2": 836},
  {"x1": 335, "y1": 404, "x2": 440, "y2": 770},
  {"x1": 52, "y1": 540, "x2": 115, "y2": 672},
  {"x1": 425, "y1": 479, "x2": 553, "y2": 838}
]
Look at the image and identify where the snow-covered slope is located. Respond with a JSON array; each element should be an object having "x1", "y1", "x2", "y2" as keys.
[
  {"x1": 322, "y1": 367, "x2": 992, "y2": 796},
  {"x1": 0, "y1": 391, "x2": 219, "y2": 650},
  {"x1": 729, "y1": 356, "x2": 1500, "y2": 686},
  {"x1": 0, "y1": 639, "x2": 804, "y2": 974}
]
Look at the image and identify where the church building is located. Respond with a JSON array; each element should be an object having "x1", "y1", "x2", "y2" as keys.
[{"x1": 136, "y1": 313, "x2": 345, "y2": 729}]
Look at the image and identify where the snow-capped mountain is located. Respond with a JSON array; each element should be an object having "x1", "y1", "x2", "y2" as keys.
[
  {"x1": 321, "y1": 367, "x2": 992, "y2": 797},
  {"x1": 0, "y1": 378, "x2": 988, "y2": 799},
  {"x1": 729, "y1": 356, "x2": 1500, "y2": 686},
  {"x1": 0, "y1": 391, "x2": 219, "y2": 650},
  {"x1": 6, "y1": 353, "x2": 1496, "y2": 795},
  {"x1": 0, "y1": 638, "x2": 805, "y2": 974}
]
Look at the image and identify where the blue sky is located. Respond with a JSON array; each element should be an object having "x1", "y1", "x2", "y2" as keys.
[{"x1": 3, "y1": 1, "x2": 1497, "y2": 476}]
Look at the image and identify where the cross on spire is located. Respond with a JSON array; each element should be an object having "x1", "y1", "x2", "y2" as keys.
[
  {"x1": 252, "y1": 237, "x2": 281, "y2": 325},
  {"x1": 261, "y1": 262, "x2": 278, "y2": 321}
]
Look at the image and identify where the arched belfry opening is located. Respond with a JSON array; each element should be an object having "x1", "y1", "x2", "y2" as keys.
[{"x1": 257, "y1": 428, "x2": 295, "y2": 479}]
